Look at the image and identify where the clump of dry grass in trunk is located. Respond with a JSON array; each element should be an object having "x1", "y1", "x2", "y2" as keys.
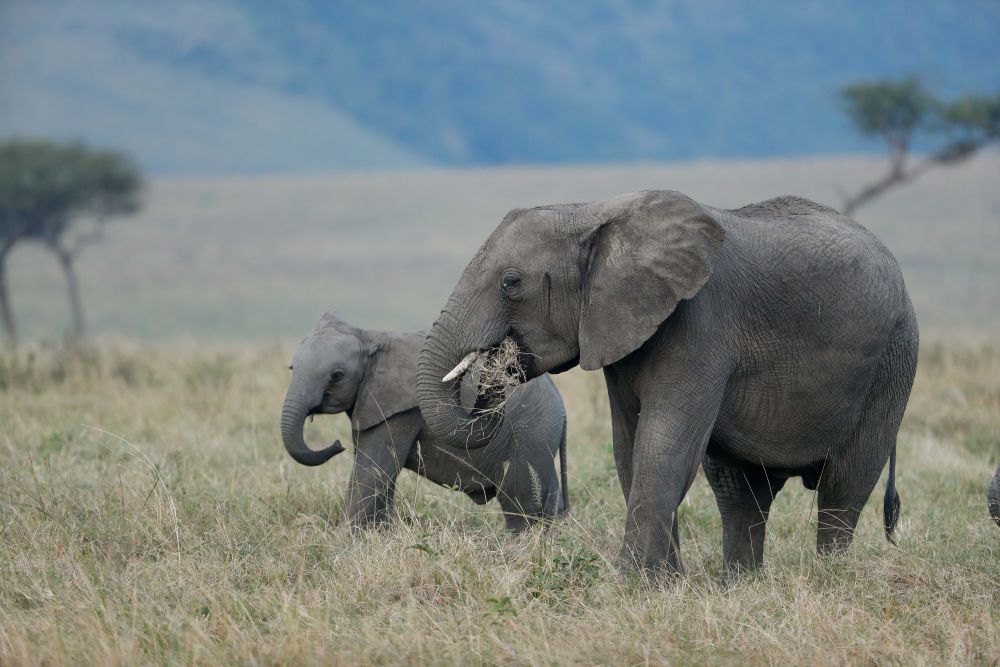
[{"x1": 471, "y1": 337, "x2": 529, "y2": 418}]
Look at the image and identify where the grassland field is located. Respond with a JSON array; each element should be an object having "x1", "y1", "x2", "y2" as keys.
[
  {"x1": 1, "y1": 154, "x2": 998, "y2": 664},
  {"x1": 5, "y1": 153, "x2": 1000, "y2": 340}
]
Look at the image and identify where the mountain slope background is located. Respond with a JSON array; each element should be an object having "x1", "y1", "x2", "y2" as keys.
[{"x1": 2, "y1": 1, "x2": 1000, "y2": 174}]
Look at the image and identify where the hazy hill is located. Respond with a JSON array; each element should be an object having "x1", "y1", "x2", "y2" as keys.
[
  {"x1": 3, "y1": 1, "x2": 1000, "y2": 173},
  {"x1": 6, "y1": 154, "x2": 999, "y2": 341},
  {"x1": 240, "y1": 0, "x2": 1000, "y2": 163},
  {"x1": 0, "y1": 2, "x2": 423, "y2": 174}
]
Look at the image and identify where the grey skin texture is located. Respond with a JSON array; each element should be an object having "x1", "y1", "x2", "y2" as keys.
[
  {"x1": 990, "y1": 465, "x2": 1000, "y2": 527},
  {"x1": 416, "y1": 190, "x2": 918, "y2": 576},
  {"x1": 281, "y1": 312, "x2": 568, "y2": 531}
]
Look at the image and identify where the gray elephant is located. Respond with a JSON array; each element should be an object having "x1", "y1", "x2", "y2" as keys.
[
  {"x1": 280, "y1": 311, "x2": 568, "y2": 531},
  {"x1": 990, "y1": 465, "x2": 1000, "y2": 527},
  {"x1": 416, "y1": 191, "x2": 918, "y2": 576}
]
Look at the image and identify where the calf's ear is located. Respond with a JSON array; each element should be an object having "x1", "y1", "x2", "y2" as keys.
[{"x1": 352, "y1": 333, "x2": 423, "y2": 432}]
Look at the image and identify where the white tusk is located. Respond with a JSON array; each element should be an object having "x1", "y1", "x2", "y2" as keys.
[{"x1": 442, "y1": 351, "x2": 480, "y2": 383}]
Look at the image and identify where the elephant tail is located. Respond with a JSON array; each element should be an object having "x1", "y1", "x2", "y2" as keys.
[
  {"x1": 558, "y1": 414, "x2": 570, "y2": 516},
  {"x1": 883, "y1": 445, "x2": 901, "y2": 545}
]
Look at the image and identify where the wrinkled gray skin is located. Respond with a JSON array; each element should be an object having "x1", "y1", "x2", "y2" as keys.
[
  {"x1": 417, "y1": 191, "x2": 918, "y2": 576},
  {"x1": 990, "y1": 465, "x2": 1000, "y2": 527},
  {"x1": 281, "y1": 312, "x2": 567, "y2": 531}
]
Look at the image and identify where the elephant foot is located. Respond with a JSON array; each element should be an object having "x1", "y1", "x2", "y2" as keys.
[
  {"x1": 616, "y1": 546, "x2": 685, "y2": 580},
  {"x1": 718, "y1": 561, "x2": 765, "y2": 589}
]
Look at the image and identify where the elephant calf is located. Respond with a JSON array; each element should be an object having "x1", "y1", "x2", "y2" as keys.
[{"x1": 280, "y1": 311, "x2": 568, "y2": 531}]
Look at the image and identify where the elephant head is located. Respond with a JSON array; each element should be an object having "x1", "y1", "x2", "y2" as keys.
[
  {"x1": 990, "y1": 465, "x2": 1000, "y2": 527},
  {"x1": 417, "y1": 190, "x2": 724, "y2": 449},
  {"x1": 281, "y1": 311, "x2": 419, "y2": 466}
]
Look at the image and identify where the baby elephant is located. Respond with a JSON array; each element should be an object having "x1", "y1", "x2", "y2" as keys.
[{"x1": 280, "y1": 311, "x2": 568, "y2": 531}]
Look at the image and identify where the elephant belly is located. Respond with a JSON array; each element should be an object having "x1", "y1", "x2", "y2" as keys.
[
  {"x1": 406, "y1": 430, "x2": 503, "y2": 491},
  {"x1": 712, "y1": 344, "x2": 882, "y2": 468}
]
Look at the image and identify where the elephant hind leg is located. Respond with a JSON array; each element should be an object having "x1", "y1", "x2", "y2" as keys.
[
  {"x1": 704, "y1": 453, "x2": 787, "y2": 575},
  {"x1": 496, "y1": 444, "x2": 562, "y2": 532},
  {"x1": 816, "y1": 435, "x2": 897, "y2": 553},
  {"x1": 816, "y1": 324, "x2": 917, "y2": 554},
  {"x1": 497, "y1": 467, "x2": 558, "y2": 532},
  {"x1": 815, "y1": 489, "x2": 869, "y2": 554}
]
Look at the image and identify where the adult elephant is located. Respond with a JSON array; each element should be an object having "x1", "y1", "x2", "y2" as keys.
[
  {"x1": 417, "y1": 191, "x2": 918, "y2": 576},
  {"x1": 281, "y1": 311, "x2": 568, "y2": 531}
]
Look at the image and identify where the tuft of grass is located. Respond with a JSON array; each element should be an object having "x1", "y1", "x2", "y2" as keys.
[{"x1": 0, "y1": 340, "x2": 998, "y2": 665}]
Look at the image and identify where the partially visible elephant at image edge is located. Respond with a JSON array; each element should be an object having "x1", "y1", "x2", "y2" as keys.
[
  {"x1": 990, "y1": 465, "x2": 1000, "y2": 527},
  {"x1": 280, "y1": 311, "x2": 568, "y2": 531},
  {"x1": 416, "y1": 190, "x2": 918, "y2": 576}
]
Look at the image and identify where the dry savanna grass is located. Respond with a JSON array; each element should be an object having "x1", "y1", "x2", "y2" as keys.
[{"x1": 1, "y1": 339, "x2": 998, "y2": 665}]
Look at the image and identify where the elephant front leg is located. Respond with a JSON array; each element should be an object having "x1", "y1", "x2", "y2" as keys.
[
  {"x1": 606, "y1": 369, "x2": 640, "y2": 502},
  {"x1": 344, "y1": 421, "x2": 414, "y2": 528},
  {"x1": 344, "y1": 440, "x2": 400, "y2": 527},
  {"x1": 344, "y1": 469, "x2": 395, "y2": 527},
  {"x1": 619, "y1": 397, "x2": 720, "y2": 575}
]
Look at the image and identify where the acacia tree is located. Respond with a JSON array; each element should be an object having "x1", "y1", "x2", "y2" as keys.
[
  {"x1": 839, "y1": 77, "x2": 1000, "y2": 216},
  {"x1": 0, "y1": 140, "x2": 143, "y2": 343}
]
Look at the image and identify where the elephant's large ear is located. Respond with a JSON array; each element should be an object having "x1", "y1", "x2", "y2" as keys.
[
  {"x1": 578, "y1": 190, "x2": 724, "y2": 371},
  {"x1": 352, "y1": 332, "x2": 424, "y2": 432}
]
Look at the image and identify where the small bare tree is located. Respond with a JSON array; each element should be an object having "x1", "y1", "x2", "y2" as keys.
[
  {"x1": 0, "y1": 140, "x2": 143, "y2": 343},
  {"x1": 839, "y1": 77, "x2": 1000, "y2": 216}
]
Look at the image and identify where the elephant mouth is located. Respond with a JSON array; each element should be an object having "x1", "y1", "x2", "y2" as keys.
[
  {"x1": 443, "y1": 336, "x2": 534, "y2": 404},
  {"x1": 548, "y1": 354, "x2": 580, "y2": 375},
  {"x1": 304, "y1": 406, "x2": 347, "y2": 450},
  {"x1": 281, "y1": 393, "x2": 347, "y2": 466},
  {"x1": 308, "y1": 402, "x2": 347, "y2": 416}
]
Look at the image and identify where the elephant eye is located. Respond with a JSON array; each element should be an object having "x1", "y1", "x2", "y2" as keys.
[
  {"x1": 288, "y1": 365, "x2": 293, "y2": 371},
  {"x1": 501, "y1": 271, "x2": 523, "y2": 300},
  {"x1": 331, "y1": 369, "x2": 345, "y2": 382}
]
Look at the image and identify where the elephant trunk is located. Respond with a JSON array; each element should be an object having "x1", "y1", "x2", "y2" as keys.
[
  {"x1": 280, "y1": 389, "x2": 345, "y2": 466},
  {"x1": 416, "y1": 303, "x2": 505, "y2": 450},
  {"x1": 990, "y1": 464, "x2": 1000, "y2": 527}
]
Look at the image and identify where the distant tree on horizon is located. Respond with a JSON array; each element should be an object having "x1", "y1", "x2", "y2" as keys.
[
  {"x1": 0, "y1": 139, "x2": 143, "y2": 344},
  {"x1": 839, "y1": 77, "x2": 1000, "y2": 216}
]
